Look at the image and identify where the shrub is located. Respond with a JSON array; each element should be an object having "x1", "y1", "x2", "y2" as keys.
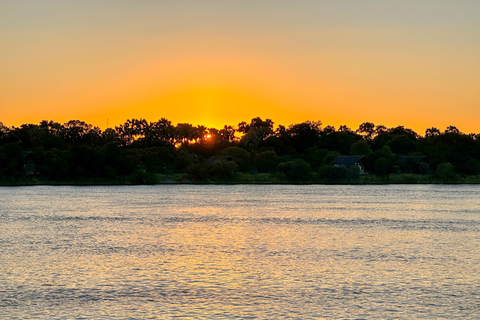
[
  {"x1": 208, "y1": 159, "x2": 238, "y2": 179},
  {"x1": 318, "y1": 164, "x2": 346, "y2": 182},
  {"x1": 185, "y1": 163, "x2": 209, "y2": 181},
  {"x1": 374, "y1": 157, "x2": 393, "y2": 176},
  {"x1": 277, "y1": 159, "x2": 312, "y2": 182},
  {"x1": 436, "y1": 162, "x2": 457, "y2": 183}
]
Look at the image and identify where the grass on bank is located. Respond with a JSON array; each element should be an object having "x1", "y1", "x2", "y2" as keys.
[{"x1": 3, "y1": 171, "x2": 480, "y2": 186}]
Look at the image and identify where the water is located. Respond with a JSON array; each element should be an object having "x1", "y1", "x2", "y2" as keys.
[{"x1": 1, "y1": 184, "x2": 479, "y2": 319}]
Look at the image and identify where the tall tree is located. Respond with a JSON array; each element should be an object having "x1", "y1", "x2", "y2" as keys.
[
  {"x1": 174, "y1": 123, "x2": 196, "y2": 147},
  {"x1": 238, "y1": 117, "x2": 274, "y2": 139},
  {"x1": 444, "y1": 125, "x2": 460, "y2": 134},
  {"x1": 356, "y1": 122, "x2": 376, "y2": 140},
  {"x1": 425, "y1": 127, "x2": 441, "y2": 138},
  {"x1": 148, "y1": 118, "x2": 175, "y2": 145},
  {"x1": 287, "y1": 120, "x2": 322, "y2": 152}
]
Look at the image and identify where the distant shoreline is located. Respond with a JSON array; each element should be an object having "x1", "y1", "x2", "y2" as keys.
[
  {"x1": 2, "y1": 172, "x2": 480, "y2": 186},
  {"x1": 2, "y1": 118, "x2": 480, "y2": 186}
]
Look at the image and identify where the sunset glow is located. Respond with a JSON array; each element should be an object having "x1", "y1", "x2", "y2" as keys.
[{"x1": 1, "y1": 1, "x2": 479, "y2": 134}]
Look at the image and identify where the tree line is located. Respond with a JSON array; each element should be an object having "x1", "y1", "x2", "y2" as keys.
[{"x1": 1, "y1": 118, "x2": 479, "y2": 184}]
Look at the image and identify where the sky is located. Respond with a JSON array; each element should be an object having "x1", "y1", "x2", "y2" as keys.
[{"x1": 1, "y1": 0, "x2": 479, "y2": 134}]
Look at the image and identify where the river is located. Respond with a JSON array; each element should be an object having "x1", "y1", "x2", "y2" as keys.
[{"x1": 1, "y1": 185, "x2": 479, "y2": 319}]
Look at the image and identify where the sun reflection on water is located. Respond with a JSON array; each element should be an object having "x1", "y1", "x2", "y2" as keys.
[{"x1": 1, "y1": 185, "x2": 480, "y2": 318}]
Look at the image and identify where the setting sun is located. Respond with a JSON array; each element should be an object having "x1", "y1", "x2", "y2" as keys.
[{"x1": 1, "y1": 1, "x2": 479, "y2": 133}]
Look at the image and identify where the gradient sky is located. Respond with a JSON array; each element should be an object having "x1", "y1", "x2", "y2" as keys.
[{"x1": 1, "y1": 1, "x2": 479, "y2": 134}]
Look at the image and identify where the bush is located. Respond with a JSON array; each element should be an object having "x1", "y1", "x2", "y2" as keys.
[
  {"x1": 318, "y1": 165, "x2": 346, "y2": 182},
  {"x1": 128, "y1": 169, "x2": 158, "y2": 184},
  {"x1": 253, "y1": 150, "x2": 278, "y2": 172},
  {"x1": 208, "y1": 159, "x2": 238, "y2": 179},
  {"x1": 277, "y1": 159, "x2": 312, "y2": 182},
  {"x1": 220, "y1": 147, "x2": 251, "y2": 170},
  {"x1": 346, "y1": 165, "x2": 360, "y2": 180},
  {"x1": 185, "y1": 163, "x2": 209, "y2": 181},
  {"x1": 436, "y1": 162, "x2": 457, "y2": 183},
  {"x1": 374, "y1": 157, "x2": 393, "y2": 176}
]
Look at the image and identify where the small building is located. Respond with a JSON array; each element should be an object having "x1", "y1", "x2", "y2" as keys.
[{"x1": 331, "y1": 155, "x2": 365, "y2": 174}]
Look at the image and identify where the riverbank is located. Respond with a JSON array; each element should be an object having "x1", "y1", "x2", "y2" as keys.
[{"x1": 2, "y1": 172, "x2": 480, "y2": 186}]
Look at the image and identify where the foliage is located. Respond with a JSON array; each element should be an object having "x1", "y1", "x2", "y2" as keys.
[
  {"x1": 208, "y1": 159, "x2": 238, "y2": 180},
  {"x1": 435, "y1": 162, "x2": 457, "y2": 183},
  {"x1": 277, "y1": 159, "x2": 313, "y2": 182},
  {"x1": 318, "y1": 165, "x2": 346, "y2": 182},
  {"x1": 374, "y1": 157, "x2": 393, "y2": 176},
  {"x1": 0, "y1": 143, "x2": 24, "y2": 178},
  {"x1": 1, "y1": 117, "x2": 480, "y2": 184},
  {"x1": 350, "y1": 140, "x2": 372, "y2": 156}
]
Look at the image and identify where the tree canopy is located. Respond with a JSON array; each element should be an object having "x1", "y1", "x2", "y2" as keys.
[{"x1": 1, "y1": 118, "x2": 479, "y2": 184}]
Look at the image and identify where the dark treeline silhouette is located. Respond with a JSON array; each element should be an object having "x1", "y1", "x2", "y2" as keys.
[{"x1": 1, "y1": 118, "x2": 480, "y2": 184}]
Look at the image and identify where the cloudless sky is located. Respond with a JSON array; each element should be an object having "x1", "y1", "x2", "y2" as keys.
[{"x1": 1, "y1": 0, "x2": 479, "y2": 134}]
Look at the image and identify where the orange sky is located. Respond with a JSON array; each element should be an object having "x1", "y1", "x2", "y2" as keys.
[{"x1": 1, "y1": 1, "x2": 479, "y2": 134}]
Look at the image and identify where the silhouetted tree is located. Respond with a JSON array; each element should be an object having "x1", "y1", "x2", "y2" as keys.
[
  {"x1": 147, "y1": 118, "x2": 175, "y2": 145},
  {"x1": 356, "y1": 122, "x2": 376, "y2": 140},
  {"x1": 0, "y1": 122, "x2": 10, "y2": 135},
  {"x1": 375, "y1": 124, "x2": 387, "y2": 136},
  {"x1": 219, "y1": 125, "x2": 236, "y2": 144},
  {"x1": 350, "y1": 140, "x2": 372, "y2": 156},
  {"x1": 445, "y1": 126, "x2": 460, "y2": 134},
  {"x1": 238, "y1": 117, "x2": 274, "y2": 136},
  {"x1": 277, "y1": 159, "x2": 313, "y2": 181},
  {"x1": 388, "y1": 126, "x2": 419, "y2": 140},
  {"x1": 338, "y1": 125, "x2": 353, "y2": 133},
  {"x1": 0, "y1": 143, "x2": 24, "y2": 178},
  {"x1": 3, "y1": 117, "x2": 480, "y2": 183},
  {"x1": 425, "y1": 127, "x2": 441, "y2": 138},
  {"x1": 174, "y1": 123, "x2": 196, "y2": 147},
  {"x1": 63, "y1": 120, "x2": 101, "y2": 146},
  {"x1": 323, "y1": 125, "x2": 335, "y2": 135},
  {"x1": 287, "y1": 120, "x2": 322, "y2": 153},
  {"x1": 386, "y1": 135, "x2": 418, "y2": 155}
]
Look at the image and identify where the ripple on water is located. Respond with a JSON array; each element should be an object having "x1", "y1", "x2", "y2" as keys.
[{"x1": 1, "y1": 185, "x2": 480, "y2": 319}]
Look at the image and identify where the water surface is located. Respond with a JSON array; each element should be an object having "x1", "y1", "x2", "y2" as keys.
[{"x1": 1, "y1": 185, "x2": 479, "y2": 319}]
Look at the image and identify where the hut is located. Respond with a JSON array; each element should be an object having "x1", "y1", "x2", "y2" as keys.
[{"x1": 331, "y1": 155, "x2": 365, "y2": 174}]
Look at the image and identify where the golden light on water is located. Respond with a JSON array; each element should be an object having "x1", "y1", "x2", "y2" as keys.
[{"x1": 2, "y1": 185, "x2": 480, "y2": 317}]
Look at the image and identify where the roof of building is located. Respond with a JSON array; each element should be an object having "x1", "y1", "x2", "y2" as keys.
[
  {"x1": 331, "y1": 155, "x2": 364, "y2": 167},
  {"x1": 23, "y1": 151, "x2": 34, "y2": 160}
]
